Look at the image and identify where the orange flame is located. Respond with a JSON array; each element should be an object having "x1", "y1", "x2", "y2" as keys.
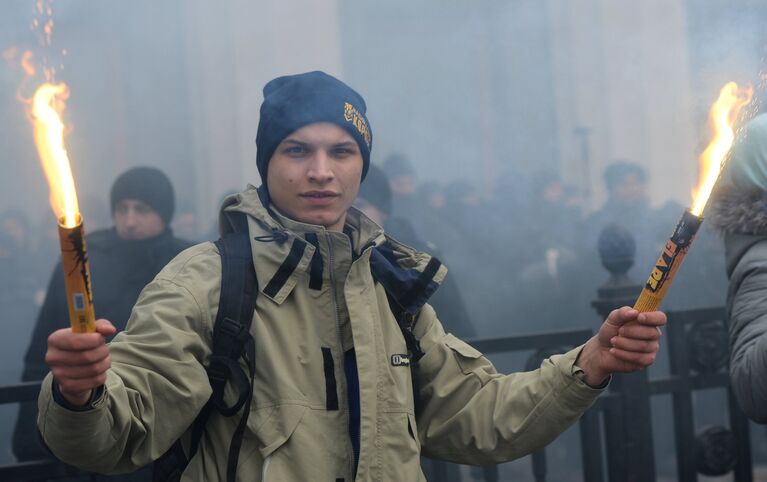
[
  {"x1": 21, "y1": 50, "x2": 36, "y2": 76},
  {"x1": 32, "y1": 82, "x2": 80, "y2": 227},
  {"x1": 691, "y1": 82, "x2": 753, "y2": 216}
]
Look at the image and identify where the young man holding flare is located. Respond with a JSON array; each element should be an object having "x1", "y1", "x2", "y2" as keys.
[{"x1": 37, "y1": 72, "x2": 665, "y2": 481}]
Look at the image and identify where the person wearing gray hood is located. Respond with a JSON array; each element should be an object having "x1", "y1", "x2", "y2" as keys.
[{"x1": 710, "y1": 113, "x2": 767, "y2": 423}]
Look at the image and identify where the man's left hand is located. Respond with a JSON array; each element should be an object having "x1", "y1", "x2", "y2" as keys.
[{"x1": 576, "y1": 306, "x2": 667, "y2": 387}]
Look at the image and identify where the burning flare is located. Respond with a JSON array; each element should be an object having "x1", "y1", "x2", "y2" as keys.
[
  {"x1": 31, "y1": 82, "x2": 95, "y2": 332},
  {"x1": 633, "y1": 81, "x2": 753, "y2": 313},
  {"x1": 32, "y1": 82, "x2": 80, "y2": 227},
  {"x1": 690, "y1": 82, "x2": 753, "y2": 216},
  {"x1": 22, "y1": 3, "x2": 96, "y2": 332}
]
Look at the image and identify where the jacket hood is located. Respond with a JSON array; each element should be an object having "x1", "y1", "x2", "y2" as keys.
[
  {"x1": 217, "y1": 185, "x2": 387, "y2": 247},
  {"x1": 719, "y1": 113, "x2": 767, "y2": 192},
  {"x1": 218, "y1": 184, "x2": 282, "y2": 236},
  {"x1": 708, "y1": 187, "x2": 767, "y2": 276},
  {"x1": 708, "y1": 187, "x2": 767, "y2": 236},
  {"x1": 723, "y1": 233, "x2": 766, "y2": 278}
]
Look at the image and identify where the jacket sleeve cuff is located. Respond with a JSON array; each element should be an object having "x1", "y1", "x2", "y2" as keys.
[
  {"x1": 554, "y1": 345, "x2": 611, "y2": 399},
  {"x1": 51, "y1": 379, "x2": 106, "y2": 412},
  {"x1": 38, "y1": 372, "x2": 113, "y2": 463}
]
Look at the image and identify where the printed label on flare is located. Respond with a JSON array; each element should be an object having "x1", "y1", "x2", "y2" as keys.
[
  {"x1": 58, "y1": 220, "x2": 96, "y2": 333},
  {"x1": 645, "y1": 240, "x2": 682, "y2": 292},
  {"x1": 643, "y1": 214, "x2": 699, "y2": 293}
]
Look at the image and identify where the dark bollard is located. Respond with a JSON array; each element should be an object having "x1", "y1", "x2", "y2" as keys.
[
  {"x1": 531, "y1": 450, "x2": 546, "y2": 482},
  {"x1": 695, "y1": 425, "x2": 738, "y2": 476},
  {"x1": 727, "y1": 388, "x2": 754, "y2": 482},
  {"x1": 482, "y1": 465, "x2": 499, "y2": 482},
  {"x1": 591, "y1": 224, "x2": 656, "y2": 482}
]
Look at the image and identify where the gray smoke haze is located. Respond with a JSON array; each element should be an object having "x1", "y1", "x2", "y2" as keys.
[
  {"x1": 0, "y1": 1, "x2": 765, "y2": 222},
  {"x1": 1, "y1": 0, "x2": 766, "y2": 476}
]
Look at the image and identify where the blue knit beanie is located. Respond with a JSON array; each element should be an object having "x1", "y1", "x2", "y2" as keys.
[{"x1": 255, "y1": 71, "x2": 372, "y2": 185}]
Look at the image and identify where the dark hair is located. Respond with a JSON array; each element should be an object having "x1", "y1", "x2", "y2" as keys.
[
  {"x1": 357, "y1": 164, "x2": 392, "y2": 215},
  {"x1": 382, "y1": 153, "x2": 415, "y2": 177},
  {"x1": 604, "y1": 161, "x2": 647, "y2": 192},
  {"x1": 444, "y1": 180, "x2": 477, "y2": 207},
  {"x1": 531, "y1": 169, "x2": 562, "y2": 195}
]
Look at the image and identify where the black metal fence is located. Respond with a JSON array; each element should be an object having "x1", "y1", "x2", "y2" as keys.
[
  {"x1": 590, "y1": 306, "x2": 760, "y2": 482},
  {"x1": 582, "y1": 222, "x2": 765, "y2": 482},
  {"x1": 0, "y1": 381, "x2": 89, "y2": 480},
  {"x1": 427, "y1": 306, "x2": 764, "y2": 482}
]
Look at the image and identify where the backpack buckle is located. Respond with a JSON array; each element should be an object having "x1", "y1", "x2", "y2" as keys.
[
  {"x1": 219, "y1": 317, "x2": 248, "y2": 339},
  {"x1": 207, "y1": 355, "x2": 251, "y2": 416}
]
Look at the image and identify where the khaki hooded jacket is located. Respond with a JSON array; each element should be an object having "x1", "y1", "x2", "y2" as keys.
[{"x1": 38, "y1": 185, "x2": 604, "y2": 481}]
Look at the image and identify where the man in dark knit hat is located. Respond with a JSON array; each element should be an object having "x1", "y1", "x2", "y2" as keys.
[
  {"x1": 382, "y1": 152, "x2": 418, "y2": 218},
  {"x1": 36, "y1": 71, "x2": 666, "y2": 481},
  {"x1": 13, "y1": 166, "x2": 190, "y2": 480}
]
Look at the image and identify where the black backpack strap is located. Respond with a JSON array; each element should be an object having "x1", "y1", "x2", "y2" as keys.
[
  {"x1": 369, "y1": 243, "x2": 444, "y2": 417},
  {"x1": 384, "y1": 293, "x2": 426, "y2": 417},
  {"x1": 369, "y1": 244, "x2": 441, "y2": 364},
  {"x1": 153, "y1": 213, "x2": 257, "y2": 482},
  {"x1": 208, "y1": 227, "x2": 258, "y2": 416},
  {"x1": 386, "y1": 294, "x2": 425, "y2": 363},
  {"x1": 211, "y1": 226, "x2": 258, "y2": 482}
]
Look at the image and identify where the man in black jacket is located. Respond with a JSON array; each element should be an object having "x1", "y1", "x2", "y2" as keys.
[{"x1": 13, "y1": 166, "x2": 191, "y2": 480}]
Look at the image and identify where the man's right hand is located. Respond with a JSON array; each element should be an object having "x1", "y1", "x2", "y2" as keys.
[{"x1": 45, "y1": 319, "x2": 116, "y2": 407}]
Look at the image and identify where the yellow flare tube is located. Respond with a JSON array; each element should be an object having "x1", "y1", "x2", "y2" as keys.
[
  {"x1": 633, "y1": 210, "x2": 703, "y2": 312},
  {"x1": 57, "y1": 214, "x2": 96, "y2": 332}
]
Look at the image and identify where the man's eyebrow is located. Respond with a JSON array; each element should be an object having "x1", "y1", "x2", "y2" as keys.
[
  {"x1": 281, "y1": 138, "x2": 309, "y2": 146},
  {"x1": 333, "y1": 141, "x2": 357, "y2": 148}
]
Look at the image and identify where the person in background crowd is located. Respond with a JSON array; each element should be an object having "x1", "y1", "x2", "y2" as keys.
[
  {"x1": 515, "y1": 170, "x2": 590, "y2": 331},
  {"x1": 709, "y1": 113, "x2": 767, "y2": 423},
  {"x1": 0, "y1": 210, "x2": 46, "y2": 382},
  {"x1": 0, "y1": 210, "x2": 45, "y2": 457},
  {"x1": 383, "y1": 152, "x2": 418, "y2": 217},
  {"x1": 440, "y1": 180, "x2": 500, "y2": 332},
  {"x1": 585, "y1": 162, "x2": 650, "y2": 252},
  {"x1": 14, "y1": 166, "x2": 191, "y2": 481},
  {"x1": 442, "y1": 180, "x2": 486, "y2": 255},
  {"x1": 414, "y1": 181, "x2": 450, "y2": 245},
  {"x1": 173, "y1": 199, "x2": 202, "y2": 242}
]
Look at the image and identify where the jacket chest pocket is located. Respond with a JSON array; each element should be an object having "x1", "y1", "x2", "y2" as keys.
[
  {"x1": 239, "y1": 404, "x2": 306, "y2": 481},
  {"x1": 443, "y1": 334, "x2": 495, "y2": 386},
  {"x1": 241, "y1": 404, "x2": 352, "y2": 481}
]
